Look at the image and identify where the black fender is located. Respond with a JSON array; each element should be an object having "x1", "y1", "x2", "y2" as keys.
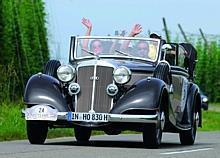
[
  {"x1": 111, "y1": 77, "x2": 169, "y2": 114},
  {"x1": 181, "y1": 83, "x2": 201, "y2": 127},
  {"x1": 24, "y1": 73, "x2": 68, "y2": 112}
]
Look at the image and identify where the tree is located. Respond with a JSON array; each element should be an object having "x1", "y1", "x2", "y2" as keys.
[{"x1": 0, "y1": 0, "x2": 49, "y2": 102}]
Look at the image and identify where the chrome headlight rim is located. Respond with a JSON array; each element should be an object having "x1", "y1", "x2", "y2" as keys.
[
  {"x1": 57, "y1": 65, "x2": 75, "y2": 82},
  {"x1": 113, "y1": 66, "x2": 131, "y2": 84}
]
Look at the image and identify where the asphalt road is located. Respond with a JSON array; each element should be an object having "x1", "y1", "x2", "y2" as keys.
[{"x1": 0, "y1": 132, "x2": 219, "y2": 158}]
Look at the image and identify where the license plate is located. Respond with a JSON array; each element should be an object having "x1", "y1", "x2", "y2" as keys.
[
  {"x1": 68, "y1": 112, "x2": 109, "y2": 122},
  {"x1": 25, "y1": 105, "x2": 58, "y2": 121}
]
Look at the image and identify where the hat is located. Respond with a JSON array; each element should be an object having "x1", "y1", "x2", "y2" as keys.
[{"x1": 150, "y1": 32, "x2": 161, "y2": 39}]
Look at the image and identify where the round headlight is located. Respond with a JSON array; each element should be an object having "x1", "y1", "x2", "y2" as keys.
[
  {"x1": 113, "y1": 66, "x2": 131, "y2": 84},
  {"x1": 57, "y1": 65, "x2": 75, "y2": 82},
  {"x1": 202, "y1": 97, "x2": 208, "y2": 102}
]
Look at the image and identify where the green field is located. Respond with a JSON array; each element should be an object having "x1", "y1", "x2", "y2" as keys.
[
  {"x1": 199, "y1": 103, "x2": 220, "y2": 131},
  {"x1": 0, "y1": 103, "x2": 219, "y2": 141}
]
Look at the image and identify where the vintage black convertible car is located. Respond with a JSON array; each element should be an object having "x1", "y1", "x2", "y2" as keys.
[{"x1": 22, "y1": 36, "x2": 202, "y2": 148}]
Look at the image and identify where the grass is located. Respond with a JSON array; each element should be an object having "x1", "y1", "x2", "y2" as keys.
[
  {"x1": 0, "y1": 102, "x2": 219, "y2": 141},
  {"x1": 0, "y1": 103, "x2": 74, "y2": 141},
  {"x1": 208, "y1": 103, "x2": 220, "y2": 112},
  {"x1": 199, "y1": 110, "x2": 220, "y2": 131},
  {"x1": 0, "y1": 103, "x2": 26, "y2": 141}
]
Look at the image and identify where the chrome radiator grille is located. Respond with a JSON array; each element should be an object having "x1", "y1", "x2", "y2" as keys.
[{"x1": 76, "y1": 65, "x2": 113, "y2": 113}]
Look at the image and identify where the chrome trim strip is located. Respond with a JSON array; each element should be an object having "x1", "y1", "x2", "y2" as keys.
[
  {"x1": 79, "y1": 35, "x2": 160, "y2": 41},
  {"x1": 171, "y1": 66, "x2": 188, "y2": 73},
  {"x1": 90, "y1": 63, "x2": 97, "y2": 113},
  {"x1": 171, "y1": 70, "x2": 189, "y2": 78},
  {"x1": 74, "y1": 94, "x2": 78, "y2": 111},
  {"x1": 110, "y1": 94, "x2": 114, "y2": 110},
  {"x1": 110, "y1": 80, "x2": 116, "y2": 110},
  {"x1": 109, "y1": 114, "x2": 158, "y2": 123}
]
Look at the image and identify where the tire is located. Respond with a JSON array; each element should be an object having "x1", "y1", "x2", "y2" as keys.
[
  {"x1": 179, "y1": 99, "x2": 197, "y2": 145},
  {"x1": 26, "y1": 121, "x2": 48, "y2": 144},
  {"x1": 74, "y1": 126, "x2": 91, "y2": 142},
  {"x1": 179, "y1": 113, "x2": 197, "y2": 145},
  {"x1": 142, "y1": 104, "x2": 165, "y2": 148},
  {"x1": 43, "y1": 60, "x2": 61, "y2": 78}
]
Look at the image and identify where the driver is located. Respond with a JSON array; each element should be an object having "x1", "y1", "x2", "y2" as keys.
[{"x1": 136, "y1": 40, "x2": 149, "y2": 58}]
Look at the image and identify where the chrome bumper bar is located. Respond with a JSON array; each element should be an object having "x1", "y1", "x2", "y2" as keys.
[
  {"x1": 22, "y1": 108, "x2": 158, "y2": 124},
  {"x1": 109, "y1": 113, "x2": 158, "y2": 123},
  {"x1": 57, "y1": 112, "x2": 158, "y2": 123}
]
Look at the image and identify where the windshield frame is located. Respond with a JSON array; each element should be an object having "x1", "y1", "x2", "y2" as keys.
[{"x1": 70, "y1": 36, "x2": 161, "y2": 63}]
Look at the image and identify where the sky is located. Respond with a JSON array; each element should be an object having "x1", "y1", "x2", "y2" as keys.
[{"x1": 44, "y1": 0, "x2": 220, "y2": 61}]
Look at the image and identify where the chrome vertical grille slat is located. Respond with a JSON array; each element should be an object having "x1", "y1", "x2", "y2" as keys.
[{"x1": 76, "y1": 65, "x2": 113, "y2": 113}]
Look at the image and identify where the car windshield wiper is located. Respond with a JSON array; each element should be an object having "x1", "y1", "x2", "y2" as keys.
[
  {"x1": 81, "y1": 48, "x2": 99, "y2": 59},
  {"x1": 115, "y1": 49, "x2": 133, "y2": 57}
]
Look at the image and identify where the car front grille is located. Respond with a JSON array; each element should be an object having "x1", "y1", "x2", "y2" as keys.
[{"x1": 76, "y1": 65, "x2": 113, "y2": 113}]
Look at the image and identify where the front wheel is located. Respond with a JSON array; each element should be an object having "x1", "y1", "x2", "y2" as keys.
[
  {"x1": 26, "y1": 121, "x2": 48, "y2": 144},
  {"x1": 179, "y1": 112, "x2": 198, "y2": 145},
  {"x1": 74, "y1": 126, "x2": 91, "y2": 142},
  {"x1": 143, "y1": 111, "x2": 165, "y2": 148}
]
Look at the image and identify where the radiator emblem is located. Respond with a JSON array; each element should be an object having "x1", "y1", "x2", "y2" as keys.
[{"x1": 90, "y1": 76, "x2": 99, "y2": 80}]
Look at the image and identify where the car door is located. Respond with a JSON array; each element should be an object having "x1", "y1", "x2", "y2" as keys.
[{"x1": 167, "y1": 44, "x2": 189, "y2": 124}]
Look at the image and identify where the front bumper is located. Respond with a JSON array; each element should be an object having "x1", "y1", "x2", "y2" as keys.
[
  {"x1": 22, "y1": 108, "x2": 158, "y2": 124},
  {"x1": 57, "y1": 112, "x2": 158, "y2": 123}
]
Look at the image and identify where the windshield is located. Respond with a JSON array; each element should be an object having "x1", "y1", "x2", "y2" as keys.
[{"x1": 73, "y1": 36, "x2": 160, "y2": 61}]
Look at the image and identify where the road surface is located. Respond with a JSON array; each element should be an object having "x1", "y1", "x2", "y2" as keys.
[{"x1": 0, "y1": 132, "x2": 219, "y2": 158}]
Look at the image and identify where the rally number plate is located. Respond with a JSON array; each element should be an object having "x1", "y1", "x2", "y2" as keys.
[
  {"x1": 25, "y1": 105, "x2": 58, "y2": 121},
  {"x1": 68, "y1": 112, "x2": 109, "y2": 122}
]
